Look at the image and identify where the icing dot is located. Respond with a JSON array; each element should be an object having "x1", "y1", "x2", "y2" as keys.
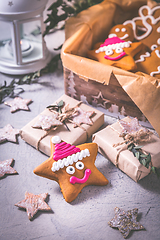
[
  {"x1": 157, "y1": 27, "x2": 160, "y2": 33},
  {"x1": 51, "y1": 136, "x2": 61, "y2": 144},
  {"x1": 151, "y1": 44, "x2": 157, "y2": 51},
  {"x1": 115, "y1": 28, "x2": 120, "y2": 33},
  {"x1": 66, "y1": 166, "x2": 75, "y2": 175},
  {"x1": 157, "y1": 38, "x2": 160, "y2": 45},
  {"x1": 121, "y1": 28, "x2": 126, "y2": 32},
  {"x1": 105, "y1": 49, "x2": 113, "y2": 56},
  {"x1": 115, "y1": 47, "x2": 123, "y2": 53}
]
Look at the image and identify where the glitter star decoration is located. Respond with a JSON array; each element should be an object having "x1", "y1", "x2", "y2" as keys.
[
  {"x1": 108, "y1": 207, "x2": 145, "y2": 238},
  {"x1": 4, "y1": 96, "x2": 32, "y2": 113},
  {"x1": 119, "y1": 117, "x2": 145, "y2": 136},
  {"x1": 0, "y1": 124, "x2": 19, "y2": 143},
  {"x1": 15, "y1": 192, "x2": 51, "y2": 220},
  {"x1": 71, "y1": 107, "x2": 95, "y2": 127},
  {"x1": 0, "y1": 159, "x2": 17, "y2": 178},
  {"x1": 32, "y1": 113, "x2": 63, "y2": 131}
]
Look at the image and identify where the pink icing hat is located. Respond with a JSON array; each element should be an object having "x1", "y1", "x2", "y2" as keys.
[
  {"x1": 51, "y1": 136, "x2": 90, "y2": 172},
  {"x1": 100, "y1": 36, "x2": 125, "y2": 47}
]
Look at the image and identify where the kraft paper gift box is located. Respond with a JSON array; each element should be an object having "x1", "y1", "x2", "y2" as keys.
[
  {"x1": 61, "y1": 0, "x2": 160, "y2": 137},
  {"x1": 20, "y1": 94, "x2": 104, "y2": 156},
  {"x1": 92, "y1": 117, "x2": 160, "y2": 182}
]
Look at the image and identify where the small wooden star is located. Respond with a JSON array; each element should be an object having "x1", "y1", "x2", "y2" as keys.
[
  {"x1": 4, "y1": 97, "x2": 32, "y2": 113},
  {"x1": 108, "y1": 207, "x2": 145, "y2": 238},
  {"x1": 0, "y1": 124, "x2": 19, "y2": 143},
  {"x1": 8, "y1": 1, "x2": 13, "y2": 6},
  {"x1": 34, "y1": 139, "x2": 109, "y2": 203},
  {"x1": 71, "y1": 107, "x2": 94, "y2": 127},
  {"x1": 32, "y1": 114, "x2": 62, "y2": 131},
  {"x1": 119, "y1": 117, "x2": 144, "y2": 135},
  {"x1": 15, "y1": 192, "x2": 51, "y2": 220},
  {"x1": 0, "y1": 159, "x2": 17, "y2": 178},
  {"x1": 92, "y1": 91, "x2": 112, "y2": 108}
]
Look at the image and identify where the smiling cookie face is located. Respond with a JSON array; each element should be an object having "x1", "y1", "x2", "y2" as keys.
[
  {"x1": 108, "y1": 24, "x2": 134, "y2": 42},
  {"x1": 33, "y1": 136, "x2": 108, "y2": 203},
  {"x1": 87, "y1": 37, "x2": 143, "y2": 71}
]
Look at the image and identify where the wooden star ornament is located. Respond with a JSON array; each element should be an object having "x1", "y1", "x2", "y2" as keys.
[
  {"x1": 15, "y1": 192, "x2": 51, "y2": 220},
  {"x1": 33, "y1": 136, "x2": 109, "y2": 203},
  {"x1": 4, "y1": 96, "x2": 32, "y2": 113},
  {"x1": 0, "y1": 124, "x2": 20, "y2": 143},
  {"x1": 108, "y1": 207, "x2": 145, "y2": 238},
  {"x1": 32, "y1": 113, "x2": 63, "y2": 131},
  {"x1": 0, "y1": 159, "x2": 17, "y2": 178}
]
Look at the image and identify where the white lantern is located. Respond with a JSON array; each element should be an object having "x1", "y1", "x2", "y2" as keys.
[{"x1": 0, "y1": 0, "x2": 51, "y2": 75}]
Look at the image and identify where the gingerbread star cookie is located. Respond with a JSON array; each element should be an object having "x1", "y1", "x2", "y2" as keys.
[
  {"x1": 87, "y1": 37, "x2": 143, "y2": 71},
  {"x1": 71, "y1": 107, "x2": 94, "y2": 127},
  {"x1": 34, "y1": 136, "x2": 109, "y2": 203},
  {"x1": 0, "y1": 159, "x2": 17, "y2": 178},
  {"x1": 15, "y1": 192, "x2": 51, "y2": 220},
  {"x1": 4, "y1": 96, "x2": 32, "y2": 113},
  {"x1": 0, "y1": 124, "x2": 19, "y2": 143},
  {"x1": 32, "y1": 113, "x2": 63, "y2": 131},
  {"x1": 119, "y1": 117, "x2": 145, "y2": 135},
  {"x1": 108, "y1": 207, "x2": 145, "y2": 238}
]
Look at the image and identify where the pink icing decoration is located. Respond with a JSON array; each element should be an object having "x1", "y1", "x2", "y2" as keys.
[
  {"x1": 104, "y1": 51, "x2": 126, "y2": 60},
  {"x1": 70, "y1": 169, "x2": 91, "y2": 184},
  {"x1": 100, "y1": 36, "x2": 125, "y2": 47},
  {"x1": 53, "y1": 141, "x2": 81, "y2": 161}
]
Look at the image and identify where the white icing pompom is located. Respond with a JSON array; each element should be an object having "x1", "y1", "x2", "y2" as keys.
[{"x1": 51, "y1": 135, "x2": 61, "y2": 144}]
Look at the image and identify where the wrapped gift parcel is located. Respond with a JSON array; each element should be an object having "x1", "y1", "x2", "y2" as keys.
[
  {"x1": 92, "y1": 117, "x2": 160, "y2": 182},
  {"x1": 20, "y1": 94, "x2": 104, "y2": 156},
  {"x1": 61, "y1": 0, "x2": 160, "y2": 136}
]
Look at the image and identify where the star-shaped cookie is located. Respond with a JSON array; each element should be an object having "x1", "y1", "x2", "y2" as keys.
[
  {"x1": 0, "y1": 159, "x2": 17, "y2": 178},
  {"x1": 15, "y1": 192, "x2": 51, "y2": 220},
  {"x1": 87, "y1": 37, "x2": 143, "y2": 71},
  {"x1": 108, "y1": 207, "x2": 145, "y2": 238},
  {"x1": 0, "y1": 124, "x2": 20, "y2": 143},
  {"x1": 34, "y1": 136, "x2": 108, "y2": 203},
  {"x1": 70, "y1": 107, "x2": 94, "y2": 127},
  {"x1": 119, "y1": 117, "x2": 145, "y2": 136},
  {"x1": 32, "y1": 113, "x2": 63, "y2": 131},
  {"x1": 4, "y1": 96, "x2": 32, "y2": 113}
]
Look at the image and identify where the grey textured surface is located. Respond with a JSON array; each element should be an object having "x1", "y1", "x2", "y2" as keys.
[{"x1": 0, "y1": 6, "x2": 160, "y2": 240}]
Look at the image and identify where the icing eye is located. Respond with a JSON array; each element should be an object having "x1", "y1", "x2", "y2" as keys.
[
  {"x1": 151, "y1": 44, "x2": 158, "y2": 51},
  {"x1": 115, "y1": 47, "x2": 123, "y2": 53},
  {"x1": 157, "y1": 38, "x2": 160, "y2": 45},
  {"x1": 121, "y1": 28, "x2": 126, "y2": 32},
  {"x1": 105, "y1": 49, "x2": 113, "y2": 56},
  {"x1": 76, "y1": 161, "x2": 84, "y2": 170},
  {"x1": 115, "y1": 28, "x2": 120, "y2": 33},
  {"x1": 66, "y1": 166, "x2": 75, "y2": 175},
  {"x1": 157, "y1": 27, "x2": 160, "y2": 33}
]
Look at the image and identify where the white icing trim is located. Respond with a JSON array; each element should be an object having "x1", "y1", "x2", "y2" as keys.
[
  {"x1": 155, "y1": 49, "x2": 160, "y2": 58},
  {"x1": 124, "y1": 5, "x2": 160, "y2": 41},
  {"x1": 119, "y1": 33, "x2": 129, "y2": 40},
  {"x1": 51, "y1": 148, "x2": 90, "y2": 172},
  {"x1": 135, "y1": 52, "x2": 150, "y2": 63},
  {"x1": 95, "y1": 41, "x2": 131, "y2": 53},
  {"x1": 150, "y1": 66, "x2": 160, "y2": 77}
]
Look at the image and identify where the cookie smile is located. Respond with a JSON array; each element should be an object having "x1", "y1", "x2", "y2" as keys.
[
  {"x1": 70, "y1": 168, "x2": 91, "y2": 184},
  {"x1": 104, "y1": 51, "x2": 126, "y2": 60},
  {"x1": 119, "y1": 33, "x2": 129, "y2": 40}
]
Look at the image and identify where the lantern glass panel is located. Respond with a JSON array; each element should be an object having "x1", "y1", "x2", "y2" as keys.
[
  {"x1": 19, "y1": 19, "x2": 43, "y2": 63},
  {"x1": 0, "y1": 20, "x2": 14, "y2": 62}
]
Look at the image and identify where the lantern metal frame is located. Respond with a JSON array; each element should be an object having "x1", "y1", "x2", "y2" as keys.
[{"x1": 0, "y1": 0, "x2": 51, "y2": 75}]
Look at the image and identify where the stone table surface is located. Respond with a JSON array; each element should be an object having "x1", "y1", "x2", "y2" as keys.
[{"x1": 0, "y1": 9, "x2": 160, "y2": 240}]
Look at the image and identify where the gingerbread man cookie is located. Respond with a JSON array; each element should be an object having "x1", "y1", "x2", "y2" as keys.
[
  {"x1": 87, "y1": 36, "x2": 143, "y2": 71},
  {"x1": 34, "y1": 136, "x2": 108, "y2": 203},
  {"x1": 135, "y1": 45, "x2": 160, "y2": 78},
  {"x1": 108, "y1": 24, "x2": 134, "y2": 42},
  {"x1": 124, "y1": 5, "x2": 160, "y2": 50}
]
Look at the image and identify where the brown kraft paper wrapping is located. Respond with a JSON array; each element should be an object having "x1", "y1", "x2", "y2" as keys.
[
  {"x1": 92, "y1": 117, "x2": 160, "y2": 182},
  {"x1": 61, "y1": 0, "x2": 160, "y2": 137},
  {"x1": 20, "y1": 94, "x2": 104, "y2": 156}
]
